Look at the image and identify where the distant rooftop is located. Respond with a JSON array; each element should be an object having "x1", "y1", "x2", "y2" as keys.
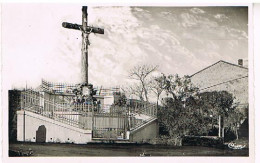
[{"x1": 190, "y1": 60, "x2": 248, "y2": 77}]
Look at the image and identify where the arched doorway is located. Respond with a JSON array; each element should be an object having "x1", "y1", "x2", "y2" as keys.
[{"x1": 36, "y1": 125, "x2": 46, "y2": 143}]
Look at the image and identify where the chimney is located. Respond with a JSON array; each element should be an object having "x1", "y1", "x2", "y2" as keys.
[{"x1": 238, "y1": 59, "x2": 243, "y2": 66}]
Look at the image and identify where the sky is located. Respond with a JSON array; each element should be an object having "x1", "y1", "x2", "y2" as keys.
[{"x1": 2, "y1": 4, "x2": 248, "y2": 89}]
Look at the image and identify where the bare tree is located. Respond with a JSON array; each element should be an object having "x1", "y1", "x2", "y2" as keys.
[
  {"x1": 122, "y1": 83, "x2": 144, "y2": 101},
  {"x1": 129, "y1": 64, "x2": 158, "y2": 102}
]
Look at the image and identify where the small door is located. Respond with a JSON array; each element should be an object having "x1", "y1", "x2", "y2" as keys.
[{"x1": 36, "y1": 125, "x2": 46, "y2": 143}]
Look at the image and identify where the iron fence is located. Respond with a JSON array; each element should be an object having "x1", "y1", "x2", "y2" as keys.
[{"x1": 20, "y1": 89, "x2": 157, "y2": 139}]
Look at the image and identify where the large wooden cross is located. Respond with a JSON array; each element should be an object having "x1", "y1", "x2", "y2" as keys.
[{"x1": 62, "y1": 6, "x2": 104, "y2": 85}]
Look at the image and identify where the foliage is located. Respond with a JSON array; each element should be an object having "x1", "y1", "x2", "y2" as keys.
[
  {"x1": 113, "y1": 92, "x2": 127, "y2": 107},
  {"x1": 198, "y1": 91, "x2": 244, "y2": 134},
  {"x1": 162, "y1": 74, "x2": 199, "y2": 102},
  {"x1": 159, "y1": 100, "x2": 210, "y2": 137},
  {"x1": 158, "y1": 74, "x2": 203, "y2": 137},
  {"x1": 126, "y1": 65, "x2": 245, "y2": 139},
  {"x1": 157, "y1": 74, "x2": 242, "y2": 138},
  {"x1": 198, "y1": 91, "x2": 235, "y2": 117}
]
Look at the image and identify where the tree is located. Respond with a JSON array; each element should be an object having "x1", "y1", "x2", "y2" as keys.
[
  {"x1": 121, "y1": 83, "x2": 144, "y2": 101},
  {"x1": 224, "y1": 108, "x2": 244, "y2": 140},
  {"x1": 129, "y1": 64, "x2": 158, "y2": 102},
  {"x1": 199, "y1": 91, "x2": 234, "y2": 117},
  {"x1": 198, "y1": 91, "x2": 244, "y2": 139},
  {"x1": 113, "y1": 92, "x2": 127, "y2": 107},
  {"x1": 157, "y1": 74, "x2": 243, "y2": 139},
  {"x1": 158, "y1": 74, "x2": 201, "y2": 137},
  {"x1": 150, "y1": 75, "x2": 165, "y2": 107},
  {"x1": 162, "y1": 74, "x2": 199, "y2": 102}
]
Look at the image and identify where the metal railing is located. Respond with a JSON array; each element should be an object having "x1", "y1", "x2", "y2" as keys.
[
  {"x1": 21, "y1": 89, "x2": 90, "y2": 129},
  {"x1": 20, "y1": 89, "x2": 157, "y2": 139}
]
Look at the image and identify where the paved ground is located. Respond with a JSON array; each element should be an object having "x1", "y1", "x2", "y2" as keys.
[{"x1": 9, "y1": 142, "x2": 249, "y2": 157}]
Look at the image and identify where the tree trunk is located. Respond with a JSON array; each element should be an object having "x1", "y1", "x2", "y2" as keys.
[
  {"x1": 156, "y1": 95, "x2": 159, "y2": 108},
  {"x1": 222, "y1": 117, "x2": 224, "y2": 138},
  {"x1": 218, "y1": 115, "x2": 221, "y2": 137},
  {"x1": 235, "y1": 126, "x2": 239, "y2": 140},
  {"x1": 222, "y1": 127, "x2": 225, "y2": 138},
  {"x1": 141, "y1": 81, "x2": 149, "y2": 102}
]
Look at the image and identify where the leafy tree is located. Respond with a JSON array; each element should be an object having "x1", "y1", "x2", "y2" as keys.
[
  {"x1": 158, "y1": 74, "x2": 242, "y2": 139},
  {"x1": 114, "y1": 92, "x2": 127, "y2": 107},
  {"x1": 162, "y1": 74, "x2": 199, "y2": 102},
  {"x1": 159, "y1": 99, "x2": 208, "y2": 137},
  {"x1": 224, "y1": 108, "x2": 244, "y2": 139},
  {"x1": 198, "y1": 91, "x2": 243, "y2": 139},
  {"x1": 158, "y1": 74, "x2": 201, "y2": 137},
  {"x1": 198, "y1": 91, "x2": 234, "y2": 117}
]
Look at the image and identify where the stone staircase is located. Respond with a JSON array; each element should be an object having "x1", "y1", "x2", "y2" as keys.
[{"x1": 20, "y1": 89, "x2": 158, "y2": 142}]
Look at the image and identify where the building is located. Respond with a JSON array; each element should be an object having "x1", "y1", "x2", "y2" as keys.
[
  {"x1": 190, "y1": 59, "x2": 248, "y2": 137},
  {"x1": 190, "y1": 60, "x2": 248, "y2": 116}
]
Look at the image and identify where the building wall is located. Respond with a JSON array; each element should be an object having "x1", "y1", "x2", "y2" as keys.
[
  {"x1": 17, "y1": 110, "x2": 92, "y2": 144},
  {"x1": 129, "y1": 119, "x2": 159, "y2": 143},
  {"x1": 191, "y1": 61, "x2": 248, "y2": 113},
  {"x1": 191, "y1": 61, "x2": 248, "y2": 90},
  {"x1": 190, "y1": 61, "x2": 249, "y2": 138}
]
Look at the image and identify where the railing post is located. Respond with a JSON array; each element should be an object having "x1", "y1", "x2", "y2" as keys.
[
  {"x1": 53, "y1": 101, "x2": 55, "y2": 120},
  {"x1": 61, "y1": 103, "x2": 63, "y2": 123},
  {"x1": 153, "y1": 105, "x2": 154, "y2": 117},
  {"x1": 155, "y1": 105, "x2": 157, "y2": 117},
  {"x1": 92, "y1": 103, "x2": 94, "y2": 131},
  {"x1": 51, "y1": 98, "x2": 53, "y2": 118},
  {"x1": 21, "y1": 92, "x2": 23, "y2": 110}
]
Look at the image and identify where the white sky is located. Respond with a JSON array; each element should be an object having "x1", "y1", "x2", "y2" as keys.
[{"x1": 2, "y1": 4, "x2": 248, "y2": 89}]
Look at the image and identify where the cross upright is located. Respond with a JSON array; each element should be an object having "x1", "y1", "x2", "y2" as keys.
[{"x1": 62, "y1": 6, "x2": 104, "y2": 85}]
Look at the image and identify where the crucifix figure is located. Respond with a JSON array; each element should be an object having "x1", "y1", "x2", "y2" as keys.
[{"x1": 62, "y1": 6, "x2": 104, "y2": 85}]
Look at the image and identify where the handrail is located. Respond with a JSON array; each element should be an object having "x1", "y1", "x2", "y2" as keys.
[{"x1": 20, "y1": 89, "x2": 157, "y2": 133}]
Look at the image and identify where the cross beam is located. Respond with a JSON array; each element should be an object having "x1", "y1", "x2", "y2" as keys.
[
  {"x1": 62, "y1": 22, "x2": 104, "y2": 34},
  {"x1": 62, "y1": 6, "x2": 104, "y2": 85}
]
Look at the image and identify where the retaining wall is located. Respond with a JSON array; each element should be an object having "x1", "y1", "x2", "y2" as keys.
[
  {"x1": 129, "y1": 119, "x2": 159, "y2": 143},
  {"x1": 17, "y1": 110, "x2": 92, "y2": 144}
]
